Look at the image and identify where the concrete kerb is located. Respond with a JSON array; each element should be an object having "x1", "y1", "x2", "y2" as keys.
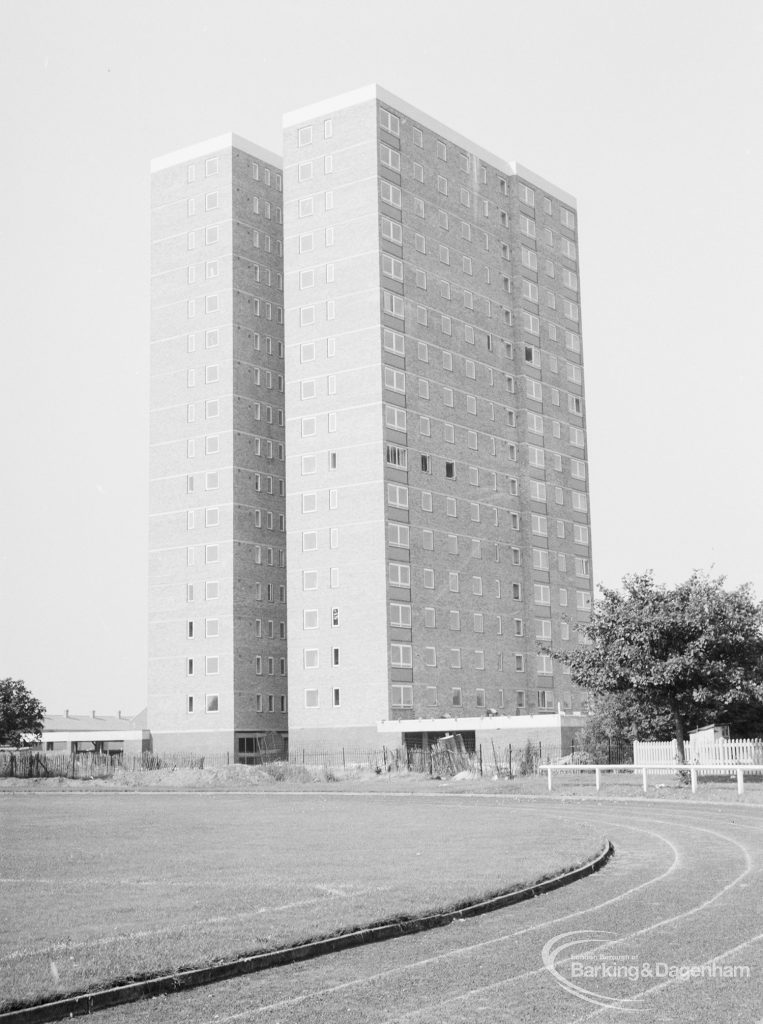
[{"x1": 0, "y1": 840, "x2": 614, "y2": 1024}]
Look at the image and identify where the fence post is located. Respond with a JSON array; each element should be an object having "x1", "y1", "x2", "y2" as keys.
[
  {"x1": 642, "y1": 767, "x2": 648, "y2": 793},
  {"x1": 595, "y1": 767, "x2": 601, "y2": 792},
  {"x1": 547, "y1": 766, "x2": 552, "y2": 791},
  {"x1": 539, "y1": 741, "x2": 542, "y2": 764},
  {"x1": 509, "y1": 744, "x2": 512, "y2": 778},
  {"x1": 342, "y1": 748, "x2": 346, "y2": 770},
  {"x1": 383, "y1": 746, "x2": 387, "y2": 769},
  {"x1": 302, "y1": 748, "x2": 305, "y2": 765},
  {"x1": 737, "y1": 768, "x2": 744, "y2": 796},
  {"x1": 690, "y1": 768, "x2": 697, "y2": 793},
  {"x1": 479, "y1": 744, "x2": 483, "y2": 776}
]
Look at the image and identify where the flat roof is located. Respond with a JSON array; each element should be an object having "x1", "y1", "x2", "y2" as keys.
[
  {"x1": 151, "y1": 133, "x2": 282, "y2": 173},
  {"x1": 283, "y1": 84, "x2": 576, "y2": 208}
]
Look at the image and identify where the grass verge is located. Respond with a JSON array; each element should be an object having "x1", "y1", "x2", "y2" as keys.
[{"x1": 1, "y1": 789, "x2": 602, "y2": 1011}]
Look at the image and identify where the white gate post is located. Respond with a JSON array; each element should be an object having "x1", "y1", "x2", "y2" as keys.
[{"x1": 642, "y1": 766, "x2": 648, "y2": 793}]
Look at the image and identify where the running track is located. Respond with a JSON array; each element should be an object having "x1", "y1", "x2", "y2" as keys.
[{"x1": 79, "y1": 797, "x2": 763, "y2": 1023}]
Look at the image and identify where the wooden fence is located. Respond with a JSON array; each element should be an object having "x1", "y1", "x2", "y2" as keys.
[{"x1": 633, "y1": 738, "x2": 763, "y2": 772}]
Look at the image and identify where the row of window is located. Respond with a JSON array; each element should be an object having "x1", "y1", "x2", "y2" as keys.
[
  {"x1": 187, "y1": 580, "x2": 285, "y2": 602},
  {"x1": 386, "y1": 523, "x2": 589, "y2": 563},
  {"x1": 191, "y1": 296, "x2": 284, "y2": 323},
  {"x1": 188, "y1": 470, "x2": 286, "y2": 497},
  {"x1": 389, "y1": 603, "x2": 578, "y2": 639},
  {"x1": 187, "y1": 190, "x2": 283, "y2": 224},
  {"x1": 378, "y1": 178, "x2": 578, "y2": 262},
  {"x1": 185, "y1": 692, "x2": 286, "y2": 714},
  {"x1": 186, "y1": 157, "x2": 282, "y2": 191},
  {"x1": 188, "y1": 399, "x2": 284, "y2": 427},
  {"x1": 187, "y1": 654, "x2": 287, "y2": 678},
  {"x1": 302, "y1": 684, "x2": 566, "y2": 712},
  {"x1": 385, "y1": 562, "x2": 590, "y2": 604},
  {"x1": 376, "y1": 108, "x2": 575, "y2": 225}
]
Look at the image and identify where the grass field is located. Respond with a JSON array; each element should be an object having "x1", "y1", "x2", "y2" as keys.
[{"x1": 0, "y1": 789, "x2": 604, "y2": 1011}]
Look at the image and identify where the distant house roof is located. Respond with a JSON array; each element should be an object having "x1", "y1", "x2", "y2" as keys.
[{"x1": 43, "y1": 710, "x2": 148, "y2": 734}]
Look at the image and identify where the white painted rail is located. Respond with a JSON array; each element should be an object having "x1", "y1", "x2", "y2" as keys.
[{"x1": 543, "y1": 763, "x2": 763, "y2": 795}]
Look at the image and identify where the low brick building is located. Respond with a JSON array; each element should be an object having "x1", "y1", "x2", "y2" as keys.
[{"x1": 33, "y1": 710, "x2": 151, "y2": 758}]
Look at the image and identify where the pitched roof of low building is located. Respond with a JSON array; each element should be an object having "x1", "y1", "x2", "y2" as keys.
[{"x1": 43, "y1": 709, "x2": 148, "y2": 733}]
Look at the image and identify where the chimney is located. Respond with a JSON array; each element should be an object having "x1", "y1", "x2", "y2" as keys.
[
  {"x1": 118, "y1": 710, "x2": 122, "y2": 720},
  {"x1": 91, "y1": 710, "x2": 96, "y2": 719},
  {"x1": 65, "y1": 709, "x2": 69, "y2": 718}
]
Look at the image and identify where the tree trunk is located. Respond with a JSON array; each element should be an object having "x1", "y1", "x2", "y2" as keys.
[{"x1": 673, "y1": 708, "x2": 686, "y2": 763}]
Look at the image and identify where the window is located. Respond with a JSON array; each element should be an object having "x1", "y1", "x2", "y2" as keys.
[
  {"x1": 304, "y1": 689, "x2": 319, "y2": 708},
  {"x1": 452, "y1": 687, "x2": 462, "y2": 706},
  {"x1": 520, "y1": 215, "x2": 536, "y2": 238},
  {"x1": 298, "y1": 125, "x2": 313, "y2": 146},
  {"x1": 382, "y1": 217, "x2": 403, "y2": 245},
  {"x1": 388, "y1": 522, "x2": 409, "y2": 547},
  {"x1": 391, "y1": 684, "x2": 413, "y2": 707},
  {"x1": 522, "y1": 312, "x2": 540, "y2": 336},
  {"x1": 303, "y1": 609, "x2": 319, "y2": 629},
  {"x1": 538, "y1": 690, "x2": 556, "y2": 711},
  {"x1": 386, "y1": 443, "x2": 408, "y2": 469},
  {"x1": 390, "y1": 602, "x2": 412, "y2": 627},
  {"x1": 380, "y1": 143, "x2": 401, "y2": 171},
  {"x1": 521, "y1": 248, "x2": 538, "y2": 271},
  {"x1": 530, "y1": 480, "x2": 547, "y2": 502},
  {"x1": 390, "y1": 644, "x2": 413, "y2": 668},
  {"x1": 533, "y1": 548, "x2": 549, "y2": 570},
  {"x1": 389, "y1": 562, "x2": 411, "y2": 587},
  {"x1": 534, "y1": 584, "x2": 551, "y2": 605},
  {"x1": 384, "y1": 328, "x2": 405, "y2": 355},
  {"x1": 379, "y1": 108, "x2": 400, "y2": 135},
  {"x1": 528, "y1": 412, "x2": 544, "y2": 435},
  {"x1": 574, "y1": 524, "x2": 590, "y2": 544},
  {"x1": 382, "y1": 253, "x2": 404, "y2": 281},
  {"x1": 383, "y1": 291, "x2": 405, "y2": 319},
  {"x1": 522, "y1": 280, "x2": 539, "y2": 302},
  {"x1": 381, "y1": 180, "x2": 402, "y2": 208},
  {"x1": 515, "y1": 654, "x2": 525, "y2": 672},
  {"x1": 304, "y1": 649, "x2": 319, "y2": 669},
  {"x1": 385, "y1": 405, "x2": 407, "y2": 431},
  {"x1": 517, "y1": 183, "x2": 535, "y2": 206},
  {"x1": 384, "y1": 366, "x2": 406, "y2": 393},
  {"x1": 206, "y1": 694, "x2": 219, "y2": 712}
]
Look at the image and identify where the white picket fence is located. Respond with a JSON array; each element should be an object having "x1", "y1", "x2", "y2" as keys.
[{"x1": 633, "y1": 738, "x2": 763, "y2": 772}]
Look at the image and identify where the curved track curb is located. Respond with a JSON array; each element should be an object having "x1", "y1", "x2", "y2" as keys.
[{"x1": 2, "y1": 840, "x2": 614, "y2": 1023}]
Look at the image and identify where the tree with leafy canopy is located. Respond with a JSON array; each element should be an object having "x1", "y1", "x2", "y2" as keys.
[
  {"x1": 552, "y1": 573, "x2": 763, "y2": 761},
  {"x1": 0, "y1": 678, "x2": 46, "y2": 747}
]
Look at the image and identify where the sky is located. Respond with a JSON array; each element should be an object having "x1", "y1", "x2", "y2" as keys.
[{"x1": 1, "y1": 0, "x2": 761, "y2": 716}]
